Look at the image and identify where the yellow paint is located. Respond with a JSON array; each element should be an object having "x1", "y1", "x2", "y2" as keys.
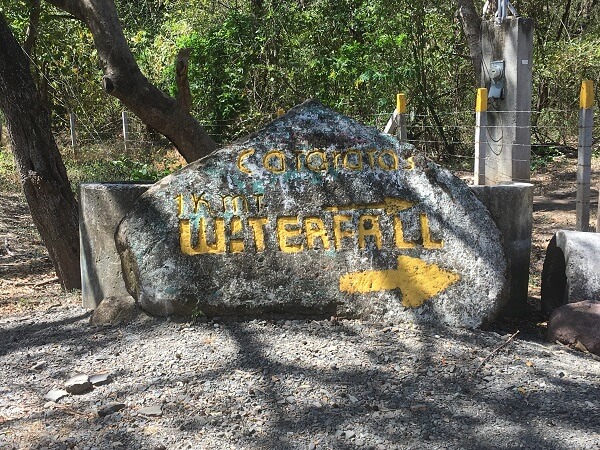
[
  {"x1": 192, "y1": 193, "x2": 212, "y2": 214},
  {"x1": 339, "y1": 255, "x2": 460, "y2": 308},
  {"x1": 580, "y1": 80, "x2": 594, "y2": 109},
  {"x1": 324, "y1": 198, "x2": 415, "y2": 215},
  {"x1": 229, "y1": 217, "x2": 245, "y2": 253},
  {"x1": 343, "y1": 150, "x2": 363, "y2": 170},
  {"x1": 405, "y1": 156, "x2": 415, "y2": 171},
  {"x1": 180, "y1": 219, "x2": 226, "y2": 255},
  {"x1": 396, "y1": 93, "x2": 407, "y2": 114},
  {"x1": 222, "y1": 195, "x2": 249, "y2": 214},
  {"x1": 253, "y1": 194, "x2": 264, "y2": 213},
  {"x1": 476, "y1": 88, "x2": 488, "y2": 112},
  {"x1": 248, "y1": 217, "x2": 268, "y2": 251},
  {"x1": 263, "y1": 150, "x2": 286, "y2": 174},
  {"x1": 420, "y1": 213, "x2": 443, "y2": 248},
  {"x1": 333, "y1": 214, "x2": 354, "y2": 249},
  {"x1": 237, "y1": 148, "x2": 255, "y2": 174},
  {"x1": 276, "y1": 108, "x2": 285, "y2": 117},
  {"x1": 175, "y1": 194, "x2": 184, "y2": 216},
  {"x1": 377, "y1": 150, "x2": 398, "y2": 170},
  {"x1": 393, "y1": 216, "x2": 416, "y2": 249},
  {"x1": 358, "y1": 214, "x2": 382, "y2": 249},
  {"x1": 367, "y1": 150, "x2": 377, "y2": 168},
  {"x1": 304, "y1": 217, "x2": 331, "y2": 250},
  {"x1": 306, "y1": 151, "x2": 329, "y2": 172},
  {"x1": 276, "y1": 216, "x2": 304, "y2": 253}
]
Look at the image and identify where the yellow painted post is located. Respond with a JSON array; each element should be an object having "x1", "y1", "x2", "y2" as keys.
[
  {"x1": 474, "y1": 88, "x2": 488, "y2": 185},
  {"x1": 396, "y1": 93, "x2": 406, "y2": 114},
  {"x1": 276, "y1": 108, "x2": 285, "y2": 117},
  {"x1": 577, "y1": 80, "x2": 594, "y2": 231},
  {"x1": 384, "y1": 93, "x2": 407, "y2": 142},
  {"x1": 396, "y1": 93, "x2": 407, "y2": 142}
]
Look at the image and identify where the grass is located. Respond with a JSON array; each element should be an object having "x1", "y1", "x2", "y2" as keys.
[{"x1": 0, "y1": 142, "x2": 185, "y2": 196}]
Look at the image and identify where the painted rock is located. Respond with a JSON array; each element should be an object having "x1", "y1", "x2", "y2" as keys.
[{"x1": 116, "y1": 100, "x2": 508, "y2": 327}]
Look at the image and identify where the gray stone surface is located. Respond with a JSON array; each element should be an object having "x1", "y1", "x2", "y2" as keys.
[
  {"x1": 471, "y1": 182, "x2": 533, "y2": 317},
  {"x1": 64, "y1": 374, "x2": 92, "y2": 395},
  {"x1": 547, "y1": 300, "x2": 600, "y2": 356},
  {"x1": 79, "y1": 182, "x2": 152, "y2": 309},
  {"x1": 89, "y1": 295, "x2": 138, "y2": 325},
  {"x1": 117, "y1": 100, "x2": 508, "y2": 328},
  {"x1": 139, "y1": 404, "x2": 162, "y2": 417},
  {"x1": 541, "y1": 230, "x2": 600, "y2": 314},
  {"x1": 89, "y1": 372, "x2": 112, "y2": 386},
  {"x1": 44, "y1": 389, "x2": 68, "y2": 402},
  {"x1": 97, "y1": 402, "x2": 126, "y2": 418}
]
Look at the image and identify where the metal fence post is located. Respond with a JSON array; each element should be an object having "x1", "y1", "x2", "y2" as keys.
[
  {"x1": 474, "y1": 88, "x2": 488, "y2": 186},
  {"x1": 69, "y1": 112, "x2": 78, "y2": 154},
  {"x1": 122, "y1": 111, "x2": 130, "y2": 151},
  {"x1": 576, "y1": 80, "x2": 594, "y2": 232}
]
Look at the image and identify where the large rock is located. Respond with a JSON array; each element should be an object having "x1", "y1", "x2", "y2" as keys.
[
  {"x1": 116, "y1": 100, "x2": 508, "y2": 328},
  {"x1": 541, "y1": 230, "x2": 600, "y2": 314},
  {"x1": 89, "y1": 295, "x2": 139, "y2": 325},
  {"x1": 547, "y1": 301, "x2": 600, "y2": 355}
]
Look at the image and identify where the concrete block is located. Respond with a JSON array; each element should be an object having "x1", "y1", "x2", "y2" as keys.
[
  {"x1": 541, "y1": 230, "x2": 600, "y2": 315},
  {"x1": 79, "y1": 182, "x2": 152, "y2": 309},
  {"x1": 471, "y1": 182, "x2": 534, "y2": 317}
]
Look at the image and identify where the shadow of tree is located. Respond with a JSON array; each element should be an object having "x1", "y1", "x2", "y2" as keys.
[{"x1": 2, "y1": 310, "x2": 599, "y2": 450}]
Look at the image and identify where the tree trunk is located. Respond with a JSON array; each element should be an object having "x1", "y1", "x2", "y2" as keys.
[
  {"x1": 46, "y1": 0, "x2": 216, "y2": 163},
  {"x1": 456, "y1": 0, "x2": 483, "y2": 86},
  {"x1": 176, "y1": 48, "x2": 192, "y2": 114},
  {"x1": 0, "y1": 14, "x2": 81, "y2": 290}
]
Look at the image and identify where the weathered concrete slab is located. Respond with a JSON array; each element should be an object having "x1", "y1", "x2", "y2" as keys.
[
  {"x1": 79, "y1": 182, "x2": 152, "y2": 309},
  {"x1": 541, "y1": 230, "x2": 600, "y2": 314},
  {"x1": 116, "y1": 100, "x2": 508, "y2": 327},
  {"x1": 471, "y1": 182, "x2": 533, "y2": 317}
]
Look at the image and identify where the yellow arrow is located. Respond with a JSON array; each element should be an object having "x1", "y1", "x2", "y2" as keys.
[
  {"x1": 324, "y1": 197, "x2": 415, "y2": 215},
  {"x1": 339, "y1": 255, "x2": 460, "y2": 308}
]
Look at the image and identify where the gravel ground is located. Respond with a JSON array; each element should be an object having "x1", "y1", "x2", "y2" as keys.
[{"x1": 1, "y1": 298, "x2": 599, "y2": 450}]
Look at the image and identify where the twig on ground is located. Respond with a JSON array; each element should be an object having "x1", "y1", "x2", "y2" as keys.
[
  {"x1": 34, "y1": 277, "x2": 59, "y2": 287},
  {"x1": 470, "y1": 330, "x2": 520, "y2": 378}
]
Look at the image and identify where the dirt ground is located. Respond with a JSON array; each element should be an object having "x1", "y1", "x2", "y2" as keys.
[{"x1": 1, "y1": 154, "x2": 599, "y2": 321}]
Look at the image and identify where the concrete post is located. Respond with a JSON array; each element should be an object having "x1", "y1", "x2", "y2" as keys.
[
  {"x1": 79, "y1": 182, "x2": 152, "y2": 309},
  {"x1": 474, "y1": 88, "x2": 488, "y2": 185},
  {"x1": 481, "y1": 17, "x2": 533, "y2": 184},
  {"x1": 576, "y1": 80, "x2": 594, "y2": 232},
  {"x1": 384, "y1": 93, "x2": 407, "y2": 142}
]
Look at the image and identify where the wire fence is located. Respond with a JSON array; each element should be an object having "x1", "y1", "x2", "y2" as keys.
[{"x1": 28, "y1": 104, "x2": 594, "y2": 172}]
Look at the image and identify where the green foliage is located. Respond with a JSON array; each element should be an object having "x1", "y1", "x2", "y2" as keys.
[
  {"x1": 0, "y1": 149, "x2": 19, "y2": 193},
  {"x1": 108, "y1": 155, "x2": 180, "y2": 181},
  {"x1": 1, "y1": 0, "x2": 600, "y2": 165},
  {"x1": 65, "y1": 149, "x2": 182, "y2": 187}
]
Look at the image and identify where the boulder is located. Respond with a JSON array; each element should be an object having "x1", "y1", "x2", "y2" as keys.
[
  {"x1": 547, "y1": 301, "x2": 600, "y2": 355},
  {"x1": 116, "y1": 99, "x2": 508, "y2": 328},
  {"x1": 89, "y1": 295, "x2": 138, "y2": 325}
]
